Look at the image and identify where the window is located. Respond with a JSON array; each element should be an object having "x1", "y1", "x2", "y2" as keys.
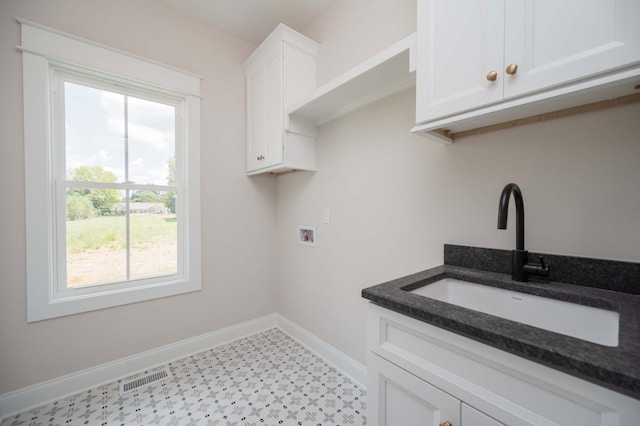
[
  {"x1": 57, "y1": 71, "x2": 181, "y2": 292},
  {"x1": 21, "y1": 20, "x2": 202, "y2": 321}
]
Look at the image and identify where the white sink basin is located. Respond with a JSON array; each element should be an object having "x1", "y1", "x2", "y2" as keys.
[{"x1": 410, "y1": 278, "x2": 619, "y2": 347}]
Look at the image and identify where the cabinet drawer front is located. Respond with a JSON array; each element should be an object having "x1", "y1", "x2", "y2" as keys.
[
  {"x1": 368, "y1": 304, "x2": 638, "y2": 426},
  {"x1": 368, "y1": 352, "x2": 460, "y2": 426}
]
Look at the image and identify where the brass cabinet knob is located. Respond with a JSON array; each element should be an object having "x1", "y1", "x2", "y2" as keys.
[
  {"x1": 256, "y1": 155, "x2": 265, "y2": 161},
  {"x1": 439, "y1": 421, "x2": 452, "y2": 426},
  {"x1": 505, "y1": 63, "x2": 518, "y2": 75},
  {"x1": 486, "y1": 70, "x2": 498, "y2": 81}
]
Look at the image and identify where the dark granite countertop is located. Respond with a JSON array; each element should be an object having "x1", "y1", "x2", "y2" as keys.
[{"x1": 362, "y1": 246, "x2": 640, "y2": 400}]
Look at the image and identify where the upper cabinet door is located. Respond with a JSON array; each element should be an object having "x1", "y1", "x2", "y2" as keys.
[
  {"x1": 246, "y1": 67, "x2": 267, "y2": 172},
  {"x1": 504, "y1": 0, "x2": 640, "y2": 99},
  {"x1": 245, "y1": 49, "x2": 284, "y2": 173},
  {"x1": 416, "y1": 0, "x2": 505, "y2": 123},
  {"x1": 263, "y1": 50, "x2": 284, "y2": 168}
]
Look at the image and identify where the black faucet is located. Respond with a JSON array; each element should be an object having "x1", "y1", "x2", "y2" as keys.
[{"x1": 497, "y1": 183, "x2": 550, "y2": 282}]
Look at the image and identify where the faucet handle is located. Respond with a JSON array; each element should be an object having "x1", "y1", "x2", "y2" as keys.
[
  {"x1": 522, "y1": 255, "x2": 550, "y2": 279},
  {"x1": 538, "y1": 256, "x2": 547, "y2": 269}
]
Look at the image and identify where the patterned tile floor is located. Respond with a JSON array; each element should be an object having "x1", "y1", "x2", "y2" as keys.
[{"x1": 2, "y1": 328, "x2": 367, "y2": 426}]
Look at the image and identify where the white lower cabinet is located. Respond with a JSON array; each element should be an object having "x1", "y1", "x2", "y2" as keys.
[
  {"x1": 368, "y1": 351, "x2": 502, "y2": 426},
  {"x1": 367, "y1": 304, "x2": 640, "y2": 426},
  {"x1": 462, "y1": 403, "x2": 504, "y2": 426}
]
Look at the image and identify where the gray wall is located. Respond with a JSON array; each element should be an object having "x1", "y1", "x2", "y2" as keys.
[
  {"x1": 0, "y1": 0, "x2": 278, "y2": 393},
  {"x1": 275, "y1": 0, "x2": 640, "y2": 366},
  {"x1": 2, "y1": 0, "x2": 639, "y2": 397}
]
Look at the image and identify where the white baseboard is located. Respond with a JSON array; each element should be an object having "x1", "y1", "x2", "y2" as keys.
[
  {"x1": 275, "y1": 314, "x2": 367, "y2": 388},
  {"x1": 0, "y1": 313, "x2": 277, "y2": 420},
  {"x1": 0, "y1": 313, "x2": 366, "y2": 421}
]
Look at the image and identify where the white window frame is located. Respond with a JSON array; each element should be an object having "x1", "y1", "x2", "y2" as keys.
[
  {"x1": 53, "y1": 68, "x2": 186, "y2": 297},
  {"x1": 20, "y1": 19, "x2": 202, "y2": 322}
]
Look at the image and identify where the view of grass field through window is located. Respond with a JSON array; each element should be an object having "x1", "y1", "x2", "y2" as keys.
[
  {"x1": 63, "y1": 80, "x2": 178, "y2": 287},
  {"x1": 66, "y1": 214, "x2": 177, "y2": 286}
]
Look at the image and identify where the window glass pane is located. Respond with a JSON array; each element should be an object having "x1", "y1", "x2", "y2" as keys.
[
  {"x1": 129, "y1": 191, "x2": 178, "y2": 280},
  {"x1": 127, "y1": 97, "x2": 176, "y2": 185},
  {"x1": 62, "y1": 80, "x2": 179, "y2": 289},
  {"x1": 66, "y1": 190, "x2": 126, "y2": 287},
  {"x1": 65, "y1": 82, "x2": 125, "y2": 183}
]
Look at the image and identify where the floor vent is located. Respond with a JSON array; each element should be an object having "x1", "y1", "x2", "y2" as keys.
[{"x1": 119, "y1": 369, "x2": 170, "y2": 395}]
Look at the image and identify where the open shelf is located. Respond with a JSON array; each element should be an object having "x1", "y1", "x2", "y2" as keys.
[{"x1": 287, "y1": 33, "x2": 416, "y2": 127}]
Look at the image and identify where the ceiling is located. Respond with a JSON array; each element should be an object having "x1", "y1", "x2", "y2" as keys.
[{"x1": 159, "y1": 0, "x2": 341, "y2": 44}]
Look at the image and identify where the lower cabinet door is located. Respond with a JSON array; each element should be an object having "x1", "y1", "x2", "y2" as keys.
[
  {"x1": 367, "y1": 352, "x2": 460, "y2": 426},
  {"x1": 462, "y1": 403, "x2": 505, "y2": 426}
]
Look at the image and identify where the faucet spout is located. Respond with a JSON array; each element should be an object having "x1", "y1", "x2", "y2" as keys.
[
  {"x1": 497, "y1": 183, "x2": 524, "y2": 251},
  {"x1": 497, "y1": 183, "x2": 549, "y2": 282}
]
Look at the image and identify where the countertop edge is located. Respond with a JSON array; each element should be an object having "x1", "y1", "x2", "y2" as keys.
[{"x1": 361, "y1": 264, "x2": 640, "y2": 400}]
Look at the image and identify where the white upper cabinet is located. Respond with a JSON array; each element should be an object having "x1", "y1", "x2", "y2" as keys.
[
  {"x1": 243, "y1": 25, "x2": 319, "y2": 175},
  {"x1": 246, "y1": 54, "x2": 280, "y2": 172},
  {"x1": 416, "y1": 0, "x2": 505, "y2": 121},
  {"x1": 504, "y1": 0, "x2": 640, "y2": 98},
  {"x1": 414, "y1": 0, "x2": 640, "y2": 143}
]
